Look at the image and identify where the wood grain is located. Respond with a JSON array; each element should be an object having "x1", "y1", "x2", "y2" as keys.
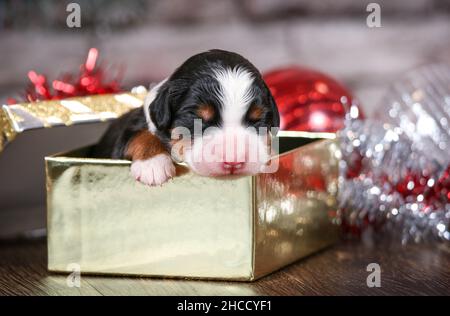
[{"x1": 0, "y1": 238, "x2": 449, "y2": 296}]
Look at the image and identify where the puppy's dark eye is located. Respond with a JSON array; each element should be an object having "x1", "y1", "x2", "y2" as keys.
[
  {"x1": 196, "y1": 104, "x2": 215, "y2": 122},
  {"x1": 247, "y1": 104, "x2": 265, "y2": 122}
]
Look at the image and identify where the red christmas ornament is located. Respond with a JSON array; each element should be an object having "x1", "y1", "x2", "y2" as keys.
[
  {"x1": 7, "y1": 48, "x2": 123, "y2": 104},
  {"x1": 263, "y1": 66, "x2": 361, "y2": 133}
]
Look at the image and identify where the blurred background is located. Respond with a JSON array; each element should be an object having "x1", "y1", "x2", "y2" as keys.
[
  {"x1": 0, "y1": 0, "x2": 450, "y2": 237},
  {"x1": 1, "y1": 0, "x2": 450, "y2": 112}
]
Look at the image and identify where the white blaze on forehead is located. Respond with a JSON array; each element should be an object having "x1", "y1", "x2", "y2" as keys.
[{"x1": 213, "y1": 67, "x2": 255, "y2": 128}]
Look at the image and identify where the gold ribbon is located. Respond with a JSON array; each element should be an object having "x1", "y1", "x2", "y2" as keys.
[
  {"x1": 0, "y1": 107, "x2": 17, "y2": 153},
  {"x1": 0, "y1": 92, "x2": 147, "y2": 153}
]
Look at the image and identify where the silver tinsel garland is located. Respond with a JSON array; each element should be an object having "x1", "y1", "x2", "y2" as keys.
[{"x1": 338, "y1": 64, "x2": 450, "y2": 244}]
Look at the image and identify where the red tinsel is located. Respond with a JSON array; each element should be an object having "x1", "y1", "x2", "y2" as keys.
[{"x1": 7, "y1": 48, "x2": 123, "y2": 104}]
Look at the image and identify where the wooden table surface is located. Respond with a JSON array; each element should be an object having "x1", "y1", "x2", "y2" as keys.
[{"x1": 0, "y1": 237, "x2": 449, "y2": 296}]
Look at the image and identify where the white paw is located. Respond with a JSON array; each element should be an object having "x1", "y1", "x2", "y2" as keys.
[{"x1": 131, "y1": 154, "x2": 176, "y2": 186}]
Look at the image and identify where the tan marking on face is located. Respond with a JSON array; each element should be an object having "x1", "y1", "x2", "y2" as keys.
[
  {"x1": 197, "y1": 104, "x2": 215, "y2": 121},
  {"x1": 170, "y1": 138, "x2": 192, "y2": 161},
  {"x1": 248, "y1": 104, "x2": 264, "y2": 121}
]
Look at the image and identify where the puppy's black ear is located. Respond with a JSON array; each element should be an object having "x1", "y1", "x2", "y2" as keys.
[
  {"x1": 262, "y1": 80, "x2": 280, "y2": 129},
  {"x1": 149, "y1": 84, "x2": 172, "y2": 130},
  {"x1": 268, "y1": 91, "x2": 280, "y2": 129}
]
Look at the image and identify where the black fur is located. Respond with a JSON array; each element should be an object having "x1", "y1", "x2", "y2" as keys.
[
  {"x1": 91, "y1": 107, "x2": 148, "y2": 159},
  {"x1": 92, "y1": 49, "x2": 279, "y2": 159}
]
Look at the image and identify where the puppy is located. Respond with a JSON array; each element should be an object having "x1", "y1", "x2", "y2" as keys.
[{"x1": 92, "y1": 49, "x2": 280, "y2": 186}]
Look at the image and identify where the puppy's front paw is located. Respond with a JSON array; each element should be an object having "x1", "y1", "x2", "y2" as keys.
[{"x1": 131, "y1": 154, "x2": 176, "y2": 186}]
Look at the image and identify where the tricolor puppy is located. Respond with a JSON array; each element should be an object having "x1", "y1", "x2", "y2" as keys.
[{"x1": 93, "y1": 49, "x2": 280, "y2": 186}]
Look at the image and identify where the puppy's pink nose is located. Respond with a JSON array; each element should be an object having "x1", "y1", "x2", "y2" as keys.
[{"x1": 223, "y1": 161, "x2": 244, "y2": 170}]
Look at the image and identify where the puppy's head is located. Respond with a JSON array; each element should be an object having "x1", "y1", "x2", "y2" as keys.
[{"x1": 148, "y1": 49, "x2": 280, "y2": 177}]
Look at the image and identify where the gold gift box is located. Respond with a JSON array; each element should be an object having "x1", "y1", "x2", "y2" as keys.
[{"x1": 46, "y1": 132, "x2": 340, "y2": 281}]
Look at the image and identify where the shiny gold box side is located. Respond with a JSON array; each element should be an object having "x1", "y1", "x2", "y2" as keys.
[
  {"x1": 46, "y1": 149, "x2": 255, "y2": 280},
  {"x1": 253, "y1": 137, "x2": 341, "y2": 279}
]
